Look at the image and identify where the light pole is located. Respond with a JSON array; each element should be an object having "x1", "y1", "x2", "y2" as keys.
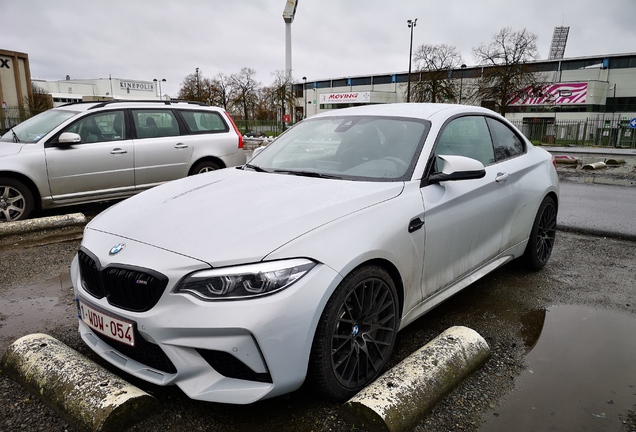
[
  {"x1": 546, "y1": 95, "x2": 557, "y2": 144},
  {"x1": 302, "y1": 76, "x2": 307, "y2": 119},
  {"x1": 610, "y1": 84, "x2": 617, "y2": 117},
  {"x1": 195, "y1": 67, "x2": 200, "y2": 100},
  {"x1": 153, "y1": 78, "x2": 166, "y2": 100},
  {"x1": 610, "y1": 84, "x2": 617, "y2": 147},
  {"x1": 459, "y1": 64, "x2": 466, "y2": 104},
  {"x1": 406, "y1": 18, "x2": 417, "y2": 103}
]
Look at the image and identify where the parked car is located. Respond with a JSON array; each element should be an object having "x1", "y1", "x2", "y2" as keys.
[
  {"x1": 245, "y1": 130, "x2": 265, "y2": 137},
  {"x1": 0, "y1": 100, "x2": 245, "y2": 222},
  {"x1": 71, "y1": 103, "x2": 558, "y2": 404}
]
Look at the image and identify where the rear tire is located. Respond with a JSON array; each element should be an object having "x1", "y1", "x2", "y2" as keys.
[
  {"x1": 191, "y1": 160, "x2": 221, "y2": 175},
  {"x1": 0, "y1": 178, "x2": 34, "y2": 222},
  {"x1": 308, "y1": 265, "x2": 399, "y2": 401},
  {"x1": 521, "y1": 196, "x2": 557, "y2": 270}
]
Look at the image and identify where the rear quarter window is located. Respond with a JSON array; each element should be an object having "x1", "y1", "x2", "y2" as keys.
[
  {"x1": 178, "y1": 110, "x2": 229, "y2": 134},
  {"x1": 486, "y1": 118, "x2": 526, "y2": 162}
]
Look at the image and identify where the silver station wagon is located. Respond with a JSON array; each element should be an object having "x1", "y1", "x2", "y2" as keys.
[{"x1": 0, "y1": 100, "x2": 246, "y2": 221}]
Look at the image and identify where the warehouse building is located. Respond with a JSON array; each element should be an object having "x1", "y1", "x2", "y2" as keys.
[
  {"x1": 296, "y1": 52, "x2": 636, "y2": 146},
  {"x1": 33, "y1": 76, "x2": 165, "y2": 107}
]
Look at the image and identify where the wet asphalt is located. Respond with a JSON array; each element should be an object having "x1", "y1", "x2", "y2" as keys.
[{"x1": 1, "y1": 152, "x2": 635, "y2": 431}]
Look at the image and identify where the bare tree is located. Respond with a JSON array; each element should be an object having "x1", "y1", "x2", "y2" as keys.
[
  {"x1": 24, "y1": 85, "x2": 52, "y2": 116},
  {"x1": 473, "y1": 27, "x2": 542, "y2": 115},
  {"x1": 209, "y1": 73, "x2": 233, "y2": 111},
  {"x1": 409, "y1": 44, "x2": 463, "y2": 103},
  {"x1": 178, "y1": 71, "x2": 216, "y2": 104},
  {"x1": 255, "y1": 86, "x2": 277, "y2": 121},
  {"x1": 269, "y1": 70, "x2": 298, "y2": 130},
  {"x1": 229, "y1": 67, "x2": 260, "y2": 125}
]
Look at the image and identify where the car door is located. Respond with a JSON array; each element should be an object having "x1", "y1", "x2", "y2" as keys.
[
  {"x1": 419, "y1": 115, "x2": 517, "y2": 297},
  {"x1": 45, "y1": 110, "x2": 135, "y2": 200},
  {"x1": 131, "y1": 109, "x2": 194, "y2": 189},
  {"x1": 485, "y1": 116, "x2": 534, "y2": 250}
]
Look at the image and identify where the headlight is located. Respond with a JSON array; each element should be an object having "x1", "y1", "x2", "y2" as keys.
[{"x1": 175, "y1": 259, "x2": 316, "y2": 300}]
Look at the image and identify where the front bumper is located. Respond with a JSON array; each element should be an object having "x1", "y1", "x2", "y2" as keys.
[{"x1": 71, "y1": 233, "x2": 341, "y2": 404}]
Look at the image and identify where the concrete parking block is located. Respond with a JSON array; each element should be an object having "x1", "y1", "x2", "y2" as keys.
[
  {"x1": 1, "y1": 333, "x2": 159, "y2": 432},
  {"x1": 342, "y1": 326, "x2": 491, "y2": 432},
  {"x1": 0, "y1": 213, "x2": 87, "y2": 236},
  {"x1": 581, "y1": 161, "x2": 607, "y2": 170}
]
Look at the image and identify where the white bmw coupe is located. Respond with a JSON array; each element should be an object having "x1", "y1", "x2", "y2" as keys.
[{"x1": 72, "y1": 103, "x2": 558, "y2": 404}]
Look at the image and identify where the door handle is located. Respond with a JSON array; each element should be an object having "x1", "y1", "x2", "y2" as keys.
[
  {"x1": 110, "y1": 148, "x2": 127, "y2": 154},
  {"x1": 174, "y1": 143, "x2": 189, "y2": 149},
  {"x1": 408, "y1": 217, "x2": 424, "y2": 233},
  {"x1": 495, "y1": 172, "x2": 510, "y2": 182}
]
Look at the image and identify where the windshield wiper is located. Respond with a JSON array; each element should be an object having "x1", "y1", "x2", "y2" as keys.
[
  {"x1": 10, "y1": 128, "x2": 20, "y2": 143},
  {"x1": 244, "y1": 163, "x2": 271, "y2": 173},
  {"x1": 273, "y1": 169, "x2": 342, "y2": 179}
]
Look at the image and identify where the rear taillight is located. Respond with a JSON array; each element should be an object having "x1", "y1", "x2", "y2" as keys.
[
  {"x1": 226, "y1": 113, "x2": 243, "y2": 149},
  {"x1": 552, "y1": 156, "x2": 557, "y2": 170}
]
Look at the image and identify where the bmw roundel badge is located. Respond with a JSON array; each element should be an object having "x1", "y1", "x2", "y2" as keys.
[{"x1": 109, "y1": 243, "x2": 126, "y2": 255}]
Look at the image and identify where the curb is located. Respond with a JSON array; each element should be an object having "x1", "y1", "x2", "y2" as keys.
[
  {"x1": 342, "y1": 326, "x2": 491, "y2": 432},
  {"x1": 0, "y1": 213, "x2": 87, "y2": 236},
  {"x1": 557, "y1": 224, "x2": 636, "y2": 242},
  {"x1": 1, "y1": 333, "x2": 159, "y2": 432},
  {"x1": 545, "y1": 147, "x2": 636, "y2": 157}
]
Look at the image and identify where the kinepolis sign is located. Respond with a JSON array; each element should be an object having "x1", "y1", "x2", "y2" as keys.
[
  {"x1": 320, "y1": 92, "x2": 371, "y2": 104},
  {"x1": 119, "y1": 80, "x2": 154, "y2": 92}
]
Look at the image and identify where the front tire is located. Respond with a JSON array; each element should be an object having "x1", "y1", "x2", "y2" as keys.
[
  {"x1": 0, "y1": 178, "x2": 34, "y2": 222},
  {"x1": 309, "y1": 265, "x2": 399, "y2": 401},
  {"x1": 521, "y1": 196, "x2": 557, "y2": 270}
]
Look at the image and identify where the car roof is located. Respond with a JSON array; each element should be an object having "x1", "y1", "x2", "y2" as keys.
[
  {"x1": 55, "y1": 100, "x2": 223, "y2": 112},
  {"x1": 312, "y1": 103, "x2": 500, "y2": 121}
]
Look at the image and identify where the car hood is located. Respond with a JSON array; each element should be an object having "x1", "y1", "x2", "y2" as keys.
[
  {"x1": 0, "y1": 142, "x2": 25, "y2": 157},
  {"x1": 87, "y1": 168, "x2": 404, "y2": 266}
]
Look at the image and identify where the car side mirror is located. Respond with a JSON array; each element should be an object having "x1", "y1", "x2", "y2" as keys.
[
  {"x1": 428, "y1": 155, "x2": 486, "y2": 184},
  {"x1": 58, "y1": 132, "x2": 82, "y2": 144}
]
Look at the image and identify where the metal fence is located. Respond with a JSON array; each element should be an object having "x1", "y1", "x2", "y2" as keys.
[
  {"x1": 2, "y1": 110, "x2": 291, "y2": 138},
  {"x1": 4, "y1": 107, "x2": 635, "y2": 149},
  {"x1": 234, "y1": 120, "x2": 283, "y2": 137},
  {"x1": 508, "y1": 117, "x2": 636, "y2": 148},
  {"x1": 0, "y1": 107, "x2": 28, "y2": 134}
]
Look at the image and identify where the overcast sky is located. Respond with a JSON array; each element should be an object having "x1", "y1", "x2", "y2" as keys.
[{"x1": 2, "y1": 0, "x2": 634, "y2": 96}]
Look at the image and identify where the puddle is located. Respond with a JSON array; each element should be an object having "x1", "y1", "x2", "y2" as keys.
[
  {"x1": 0, "y1": 274, "x2": 75, "y2": 352},
  {"x1": 480, "y1": 305, "x2": 636, "y2": 431}
]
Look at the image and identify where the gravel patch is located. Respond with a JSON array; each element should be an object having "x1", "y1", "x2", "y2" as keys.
[{"x1": 1, "y1": 229, "x2": 635, "y2": 431}]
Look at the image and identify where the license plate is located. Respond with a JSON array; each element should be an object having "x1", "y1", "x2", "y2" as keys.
[{"x1": 78, "y1": 299, "x2": 135, "y2": 346}]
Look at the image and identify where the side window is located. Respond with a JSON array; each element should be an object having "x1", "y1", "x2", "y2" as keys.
[
  {"x1": 64, "y1": 111, "x2": 126, "y2": 143},
  {"x1": 435, "y1": 116, "x2": 495, "y2": 166},
  {"x1": 486, "y1": 118, "x2": 525, "y2": 161},
  {"x1": 132, "y1": 110, "x2": 180, "y2": 138},
  {"x1": 178, "y1": 110, "x2": 229, "y2": 134}
]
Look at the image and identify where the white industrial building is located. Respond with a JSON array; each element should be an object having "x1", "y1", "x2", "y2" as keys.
[{"x1": 33, "y1": 76, "x2": 167, "y2": 106}]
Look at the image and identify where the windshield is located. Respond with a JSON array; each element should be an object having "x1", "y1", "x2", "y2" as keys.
[
  {"x1": 249, "y1": 116, "x2": 429, "y2": 181},
  {"x1": 0, "y1": 109, "x2": 79, "y2": 143}
]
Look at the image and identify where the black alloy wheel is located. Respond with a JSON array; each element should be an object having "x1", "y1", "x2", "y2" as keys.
[
  {"x1": 309, "y1": 266, "x2": 399, "y2": 400},
  {"x1": 522, "y1": 196, "x2": 557, "y2": 270}
]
